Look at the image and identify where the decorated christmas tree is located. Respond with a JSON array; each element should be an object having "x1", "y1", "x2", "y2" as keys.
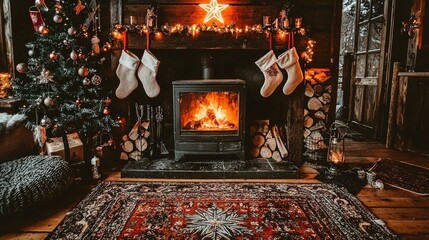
[{"x1": 12, "y1": 0, "x2": 117, "y2": 143}]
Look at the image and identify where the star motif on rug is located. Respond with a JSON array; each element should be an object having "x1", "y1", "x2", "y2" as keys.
[
  {"x1": 199, "y1": 0, "x2": 229, "y2": 24},
  {"x1": 74, "y1": 0, "x2": 86, "y2": 15}
]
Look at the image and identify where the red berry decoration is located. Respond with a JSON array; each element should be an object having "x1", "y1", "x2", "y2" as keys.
[
  {"x1": 104, "y1": 97, "x2": 112, "y2": 105},
  {"x1": 75, "y1": 98, "x2": 83, "y2": 107}
]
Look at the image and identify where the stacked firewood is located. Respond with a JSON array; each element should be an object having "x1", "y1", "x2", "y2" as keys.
[
  {"x1": 119, "y1": 121, "x2": 151, "y2": 161},
  {"x1": 248, "y1": 120, "x2": 288, "y2": 161},
  {"x1": 303, "y1": 68, "x2": 332, "y2": 160}
]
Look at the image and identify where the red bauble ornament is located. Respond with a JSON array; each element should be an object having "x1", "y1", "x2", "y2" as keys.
[
  {"x1": 78, "y1": 67, "x2": 89, "y2": 77},
  {"x1": 103, "y1": 107, "x2": 110, "y2": 115},
  {"x1": 78, "y1": 53, "x2": 86, "y2": 59},
  {"x1": 104, "y1": 97, "x2": 112, "y2": 105},
  {"x1": 49, "y1": 51, "x2": 59, "y2": 60},
  {"x1": 75, "y1": 98, "x2": 83, "y2": 107},
  {"x1": 38, "y1": 25, "x2": 49, "y2": 35}
]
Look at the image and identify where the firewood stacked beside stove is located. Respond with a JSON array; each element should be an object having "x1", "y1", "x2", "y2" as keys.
[
  {"x1": 303, "y1": 68, "x2": 332, "y2": 162},
  {"x1": 248, "y1": 120, "x2": 288, "y2": 161},
  {"x1": 120, "y1": 121, "x2": 151, "y2": 161}
]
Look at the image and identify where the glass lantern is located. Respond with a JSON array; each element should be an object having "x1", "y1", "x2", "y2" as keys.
[{"x1": 327, "y1": 126, "x2": 345, "y2": 174}]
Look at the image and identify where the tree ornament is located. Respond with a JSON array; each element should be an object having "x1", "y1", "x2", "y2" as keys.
[
  {"x1": 44, "y1": 96, "x2": 54, "y2": 106},
  {"x1": 103, "y1": 106, "x2": 110, "y2": 115},
  {"x1": 91, "y1": 35, "x2": 100, "y2": 54},
  {"x1": 29, "y1": 6, "x2": 45, "y2": 31},
  {"x1": 75, "y1": 98, "x2": 83, "y2": 107},
  {"x1": 70, "y1": 50, "x2": 78, "y2": 60},
  {"x1": 82, "y1": 78, "x2": 91, "y2": 86},
  {"x1": 36, "y1": 96, "x2": 43, "y2": 106},
  {"x1": 35, "y1": 0, "x2": 49, "y2": 12},
  {"x1": 78, "y1": 53, "x2": 86, "y2": 59},
  {"x1": 38, "y1": 69, "x2": 54, "y2": 83},
  {"x1": 74, "y1": 0, "x2": 86, "y2": 15},
  {"x1": 49, "y1": 51, "x2": 59, "y2": 60},
  {"x1": 91, "y1": 74, "x2": 102, "y2": 85},
  {"x1": 16, "y1": 63, "x2": 28, "y2": 73},
  {"x1": 40, "y1": 115, "x2": 52, "y2": 127},
  {"x1": 28, "y1": 49, "x2": 36, "y2": 57},
  {"x1": 78, "y1": 66, "x2": 89, "y2": 77},
  {"x1": 104, "y1": 97, "x2": 112, "y2": 105},
  {"x1": 67, "y1": 26, "x2": 77, "y2": 36},
  {"x1": 38, "y1": 25, "x2": 49, "y2": 35},
  {"x1": 53, "y1": 14, "x2": 63, "y2": 23},
  {"x1": 54, "y1": 0, "x2": 63, "y2": 14}
]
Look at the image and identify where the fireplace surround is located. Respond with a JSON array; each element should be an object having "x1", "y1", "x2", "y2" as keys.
[{"x1": 173, "y1": 79, "x2": 246, "y2": 161}]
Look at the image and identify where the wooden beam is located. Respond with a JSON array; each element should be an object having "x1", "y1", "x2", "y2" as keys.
[{"x1": 386, "y1": 62, "x2": 400, "y2": 148}]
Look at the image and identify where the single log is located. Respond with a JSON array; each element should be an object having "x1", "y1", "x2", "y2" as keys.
[
  {"x1": 120, "y1": 152, "x2": 128, "y2": 161},
  {"x1": 304, "y1": 109, "x2": 309, "y2": 117},
  {"x1": 249, "y1": 147, "x2": 260, "y2": 158},
  {"x1": 272, "y1": 125, "x2": 288, "y2": 158},
  {"x1": 129, "y1": 130, "x2": 139, "y2": 141},
  {"x1": 272, "y1": 150, "x2": 282, "y2": 162},
  {"x1": 260, "y1": 146, "x2": 272, "y2": 158},
  {"x1": 122, "y1": 140, "x2": 134, "y2": 153},
  {"x1": 303, "y1": 128, "x2": 311, "y2": 138},
  {"x1": 313, "y1": 84, "x2": 324, "y2": 96},
  {"x1": 253, "y1": 134, "x2": 265, "y2": 148},
  {"x1": 310, "y1": 120, "x2": 326, "y2": 131},
  {"x1": 143, "y1": 130, "x2": 150, "y2": 138},
  {"x1": 305, "y1": 83, "x2": 314, "y2": 97},
  {"x1": 141, "y1": 121, "x2": 150, "y2": 129},
  {"x1": 318, "y1": 93, "x2": 331, "y2": 104},
  {"x1": 265, "y1": 130, "x2": 273, "y2": 139},
  {"x1": 325, "y1": 85, "x2": 332, "y2": 93},
  {"x1": 314, "y1": 111, "x2": 326, "y2": 120},
  {"x1": 249, "y1": 126, "x2": 256, "y2": 136},
  {"x1": 135, "y1": 138, "x2": 148, "y2": 152},
  {"x1": 266, "y1": 138, "x2": 277, "y2": 151},
  {"x1": 308, "y1": 97, "x2": 323, "y2": 111},
  {"x1": 304, "y1": 115, "x2": 314, "y2": 128},
  {"x1": 321, "y1": 104, "x2": 330, "y2": 113},
  {"x1": 129, "y1": 150, "x2": 142, "y2": 160},
  {"x1": 122, "y1": 134, "x2": 128, "y2": 142}
]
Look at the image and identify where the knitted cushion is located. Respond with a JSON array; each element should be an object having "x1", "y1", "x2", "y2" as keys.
[{"x1": 0, "y1": 155, "x2": 74, "y2": 216}]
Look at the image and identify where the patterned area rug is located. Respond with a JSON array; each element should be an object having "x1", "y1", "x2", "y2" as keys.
[
  {"x1": 49, "y1": 182, "x2": 397, "y2": 240},
  {"x1": 370, "y1": 159, "x2": 429, "y2": 195}
]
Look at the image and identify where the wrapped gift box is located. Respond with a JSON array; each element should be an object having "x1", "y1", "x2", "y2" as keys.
[{"x1": 45, "y1": 132, "x2": 84, "y2": 163}]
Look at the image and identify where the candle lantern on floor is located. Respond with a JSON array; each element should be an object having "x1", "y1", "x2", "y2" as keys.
[{"x1": 327, "y1": 125, "x2": 345, "y2": 174}]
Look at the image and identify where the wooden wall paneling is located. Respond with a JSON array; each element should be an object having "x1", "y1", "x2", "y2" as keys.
[
  {"x1": 396, "y1": 75, "x2": 408, "y2": 151},
  {"x1": 386, "y1": 62, "x2": 400, "y2": 148}
]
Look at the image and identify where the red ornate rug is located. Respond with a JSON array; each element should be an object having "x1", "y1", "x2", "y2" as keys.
[
  {"x1": 370, "y1": 158, "x2": 429, "y2": 195},
  {"x1": 49, "y1": 182, "x2": 397, "y2": 239}
]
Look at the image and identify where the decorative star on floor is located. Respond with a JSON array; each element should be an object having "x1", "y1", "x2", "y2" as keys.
[
  {"x1": 74, "y1": 0, "x2": 86, "y2": 15},
  {"x1": 199, "y1": 0, "x2": 229, "y2": 24}
]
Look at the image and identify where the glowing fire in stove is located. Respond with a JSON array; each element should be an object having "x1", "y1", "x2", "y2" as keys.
[{"x1": 180, "y1": 91, "x2": 239, "y2": 131}]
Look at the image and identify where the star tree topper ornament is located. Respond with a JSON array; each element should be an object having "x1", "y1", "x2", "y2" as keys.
[
  {"x1": 199, "y1": 0, "x2": 229, "y2": 24},
  {"x1": 74, "y1": 0, "x2": 85, "y2": 15}
]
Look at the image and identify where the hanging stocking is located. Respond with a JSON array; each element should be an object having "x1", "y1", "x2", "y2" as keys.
[
  {"x1": 255, "y1": 50, "x2": 283, "y2": 98},
  {"x1": 29, "y1": 6, "x2": 45, "y2": 32},
  {"x1": 115, "y1": 50, "x2": 140, "y2": 99},
  {"x1": 137, "y1": 50, "x2": 160, "y2": 98},
  {"x1": 277, "y1": 47, "x2": 304, "y2": 95}
]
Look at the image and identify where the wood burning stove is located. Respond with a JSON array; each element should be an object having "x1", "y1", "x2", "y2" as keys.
[{"x1": 173, "y1": 79, "x2": 246, "y2": 161}]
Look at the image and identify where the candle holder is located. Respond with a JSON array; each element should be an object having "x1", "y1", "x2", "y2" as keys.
[{"x1": 326, "y1": 123, "x2": 346, "y2": 176}]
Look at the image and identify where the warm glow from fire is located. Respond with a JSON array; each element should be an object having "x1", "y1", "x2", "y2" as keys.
[{"x1": 180, "y1": 92, "x2": 239, "y2": 131}]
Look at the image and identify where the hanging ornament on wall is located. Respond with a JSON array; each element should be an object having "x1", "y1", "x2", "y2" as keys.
[
  {"x1": 74, "y1": 0, "x2": 86, "y2": 15},
  {"x1": 78, "y1": 66, "x2": 89, "y2": 77},
  {"x1": 40, "y1": 115, "x2": 52, "y2": 127},
  {"x1": 67, "y1": 26, "x2": 77, "y2": 36},
  {"x1": 91, "y1": 35, "x2": 100, "y2": 54},
  {"x1": 49, "y1": 51, "x2": 59, "y2": 60},
  {"x1": 103, "y1": 106, "x2": 110, "y2": 115},
  {"x1": 38, "y1": 69, "x2": 54, "y2": 83},
  {"x1": 35, "y1": 0, "x2": 49, "y2": 11},
  {"x1": 53, "y1": 14, "x2": 63, "y2": 23},
  {"x1": 38, "y1": 25, "x2": 50, "y2": 35},
  {"x1": 82, "y1": 77, "x2": 91, "y2": 86},
  {"x1": 70, "y1": 50, "x2": 78, "y2": 60},
  {"x1": 16, "y1": 63, "x2": 28, "y2": 73},
  {"x1": 91, "y1": 74, "x2": 102, "y2": 85},
  {"x1": 44, "y1": 96, "x2": 54, "y2": 107},
  {"x1": 199, "y1": 0, "x2": 229, "y2": 24}
]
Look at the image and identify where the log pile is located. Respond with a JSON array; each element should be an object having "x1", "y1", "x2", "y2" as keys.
[
  {"x1": 119, "y1": 121, "x2": 151, "y2": 161},
  {"x1": 248, "y1": 120, "x2": 288, "y2": 162},
  {"x1": 303, "y1": 68, "x2": 331, "y2": 161}
]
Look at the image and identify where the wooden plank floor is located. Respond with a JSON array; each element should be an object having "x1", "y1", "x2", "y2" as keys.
[{"x1": 0, "y1": 140, "x2": 428, "y2": 240}]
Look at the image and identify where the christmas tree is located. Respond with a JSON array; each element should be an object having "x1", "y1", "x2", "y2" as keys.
[{"x1": 12, "y1": 0, "x2": 117, "y2": 141}]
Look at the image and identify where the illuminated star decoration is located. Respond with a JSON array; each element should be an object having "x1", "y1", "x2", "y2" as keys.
[
  {"x1": 74, "y1": 0, "x2": 86, "y2": 15},
  {"x1": 199, "y1": 0, "x2": 229, "y2": 24}
]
